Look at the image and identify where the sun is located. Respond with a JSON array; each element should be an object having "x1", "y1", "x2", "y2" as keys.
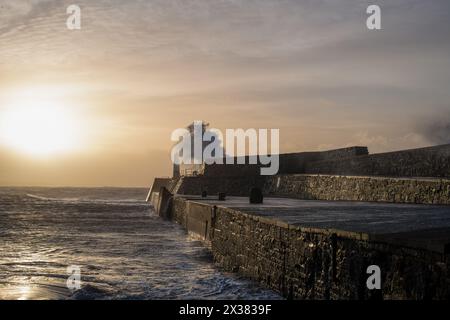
[{"x1": 0, "y1": 100, "x2": 80, "y2": 156}]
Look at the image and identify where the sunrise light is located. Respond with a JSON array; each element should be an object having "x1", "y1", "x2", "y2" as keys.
[{"x1": 0, "y1": 93, "x2": 81, "y2": 157}]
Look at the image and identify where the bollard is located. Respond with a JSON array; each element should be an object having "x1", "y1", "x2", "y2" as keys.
[{"x1": 249, "y1": 187, "x2": 263, "y2": 204}]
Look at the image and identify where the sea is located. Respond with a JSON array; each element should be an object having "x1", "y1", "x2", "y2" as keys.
[{"x1": 0, "y1": 187, "x2": 281, "y2": 300}]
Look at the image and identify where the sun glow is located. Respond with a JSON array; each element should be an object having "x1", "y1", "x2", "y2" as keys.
[{"x1": 0, "y1": 98, "x2": 81, "y2": 156}]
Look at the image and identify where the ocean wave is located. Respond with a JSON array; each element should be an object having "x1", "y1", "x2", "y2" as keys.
[
  {"x1": 26, "y1": 193, "x2": 146, "y2": 205},
  {"x1": 1, "y1": 187, "x2": 281, "y2": 300}
]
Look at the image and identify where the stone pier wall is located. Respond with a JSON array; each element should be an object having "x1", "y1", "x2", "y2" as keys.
[
  {"x1": 175, "y1": 176, "x2": 265, "y2": 196},
  {"x1": 172, "y1": 174, "x2": 450, "y2": 205},
  {"x1": 177, "y1": 144, "x2": 450, "y2": 179},
  {"x1": 168, "y1": 197, "x2": 450, "y2": 300},
  {"x1": 264, "y1": 174, "x2": 450, "y2": 205},
  {"x1": 305, "y1": 144, "x2": 450, "y2": 178}
]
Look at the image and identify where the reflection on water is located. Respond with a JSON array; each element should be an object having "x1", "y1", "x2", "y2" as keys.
[
  {"x1": 0, "y1": 187, "x2": 281, "y2": 300},
  {"x1": 17, "y1": 285, "x2": 31, "y2": 300}
]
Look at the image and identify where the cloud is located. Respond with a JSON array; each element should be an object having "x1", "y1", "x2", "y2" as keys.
[
  {"x1": 1, "y1": 0, "x2": 450, "y2": 185},
  {"x1": 419, "y1": 116, "x2": 450, "y2": 145},
  {"x1": 0, "y1": 0, "x2": 56, "y2": 32}
]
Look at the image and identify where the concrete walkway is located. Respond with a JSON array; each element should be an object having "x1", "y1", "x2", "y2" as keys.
[{"x1": 178, "y1": 195, "x2": 450, "y2": 253}]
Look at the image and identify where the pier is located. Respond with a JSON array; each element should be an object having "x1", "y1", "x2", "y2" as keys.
[
  {"x1": 151, "y1": 194, "x2": 449, "y2": 299},
  {"x1": 148, "y1": 124, "x2": 450, "y2": 299}
]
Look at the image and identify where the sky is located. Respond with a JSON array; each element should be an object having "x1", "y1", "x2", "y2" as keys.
[{"x1": 0, "y1": 0, "x2": 449, "y2": 187}]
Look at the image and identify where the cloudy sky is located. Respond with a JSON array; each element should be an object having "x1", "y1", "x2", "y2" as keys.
[{"x1": 0, "y1": 0, "x2": 449, "y2": 186}]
